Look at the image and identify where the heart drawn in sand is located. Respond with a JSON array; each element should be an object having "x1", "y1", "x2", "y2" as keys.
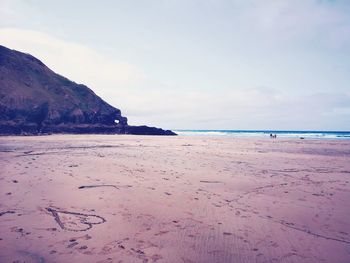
[{"x1": 46, "y1": 208, "x2": 106, "y2": 232}]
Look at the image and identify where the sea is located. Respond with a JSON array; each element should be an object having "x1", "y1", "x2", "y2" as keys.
[{"x1": 174, "y1": 130, "x2": 350, "y2": 139}]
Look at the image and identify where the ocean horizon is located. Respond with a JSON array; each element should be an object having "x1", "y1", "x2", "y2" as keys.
[{"x1": 174, "y1": 130, "x2": 350, "y2": 139}]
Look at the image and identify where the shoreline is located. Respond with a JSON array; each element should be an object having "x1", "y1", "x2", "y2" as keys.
[
  {"x1": 174, "y1": 130, "x2": 350, "y2": 140},
  {"x1": 1, "y1": 133, "x2": 350, "y2": 144}
]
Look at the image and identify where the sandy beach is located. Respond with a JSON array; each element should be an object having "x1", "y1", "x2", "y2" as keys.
[{"x1": 0, "y1": 135, "x2": 349, "y2": 263}]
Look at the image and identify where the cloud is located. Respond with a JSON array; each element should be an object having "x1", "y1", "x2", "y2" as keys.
[
  {"x1": 1, "y1": 1, "x2": 350, "y2": 131},
  {"x1": 1, "y1": 28, "x2": 348, "y2": 130},
  {"x1": 238, "y1": 0, "x2": 350, "y2": 49},
  {"x1": 0, "y1": 0, "x2": 19, "y2": 22}
]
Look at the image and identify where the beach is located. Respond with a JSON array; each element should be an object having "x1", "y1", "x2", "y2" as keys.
[{"x1": 0, "y1": 135, "x2": 349, "y2": 263}]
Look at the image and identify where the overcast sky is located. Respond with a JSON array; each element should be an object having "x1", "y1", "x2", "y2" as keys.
[{"x1": 1, "y1": 0, "x2": 350, "y2": 130}]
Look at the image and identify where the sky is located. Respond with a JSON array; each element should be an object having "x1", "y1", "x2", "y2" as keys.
[{"x1": 1, "y1": 0, "x2": 350, "y2": 130}]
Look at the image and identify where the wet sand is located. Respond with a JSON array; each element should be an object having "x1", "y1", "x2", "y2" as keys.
[{"x1": 0, "y1": 135, "x2": 349, "y2": 263}]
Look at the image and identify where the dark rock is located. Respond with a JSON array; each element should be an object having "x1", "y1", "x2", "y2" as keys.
[
  {"x1": 125, "y1": 125, "x2": 176, "y2": 136},
  {"x1": 0, "y1": 45, "x2": 176, "y2": 136}
]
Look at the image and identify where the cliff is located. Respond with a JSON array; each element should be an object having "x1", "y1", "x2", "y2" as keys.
[{"x1": 0, "y1": 45, "x2": 175, "y2": 136}]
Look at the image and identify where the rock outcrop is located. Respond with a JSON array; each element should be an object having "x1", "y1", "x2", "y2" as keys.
[{"x1": 0, "y1": 45, "x2": 176, "y2": 136}]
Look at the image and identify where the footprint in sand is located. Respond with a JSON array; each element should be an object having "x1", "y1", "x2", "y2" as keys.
[{"x1": 46, "y1": 208, "x2": 106, "y2": 232}]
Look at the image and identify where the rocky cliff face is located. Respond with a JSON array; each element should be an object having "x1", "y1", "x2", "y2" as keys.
[{"x1": 0, "y1": 45, "x2": 175, "y2": 135}]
